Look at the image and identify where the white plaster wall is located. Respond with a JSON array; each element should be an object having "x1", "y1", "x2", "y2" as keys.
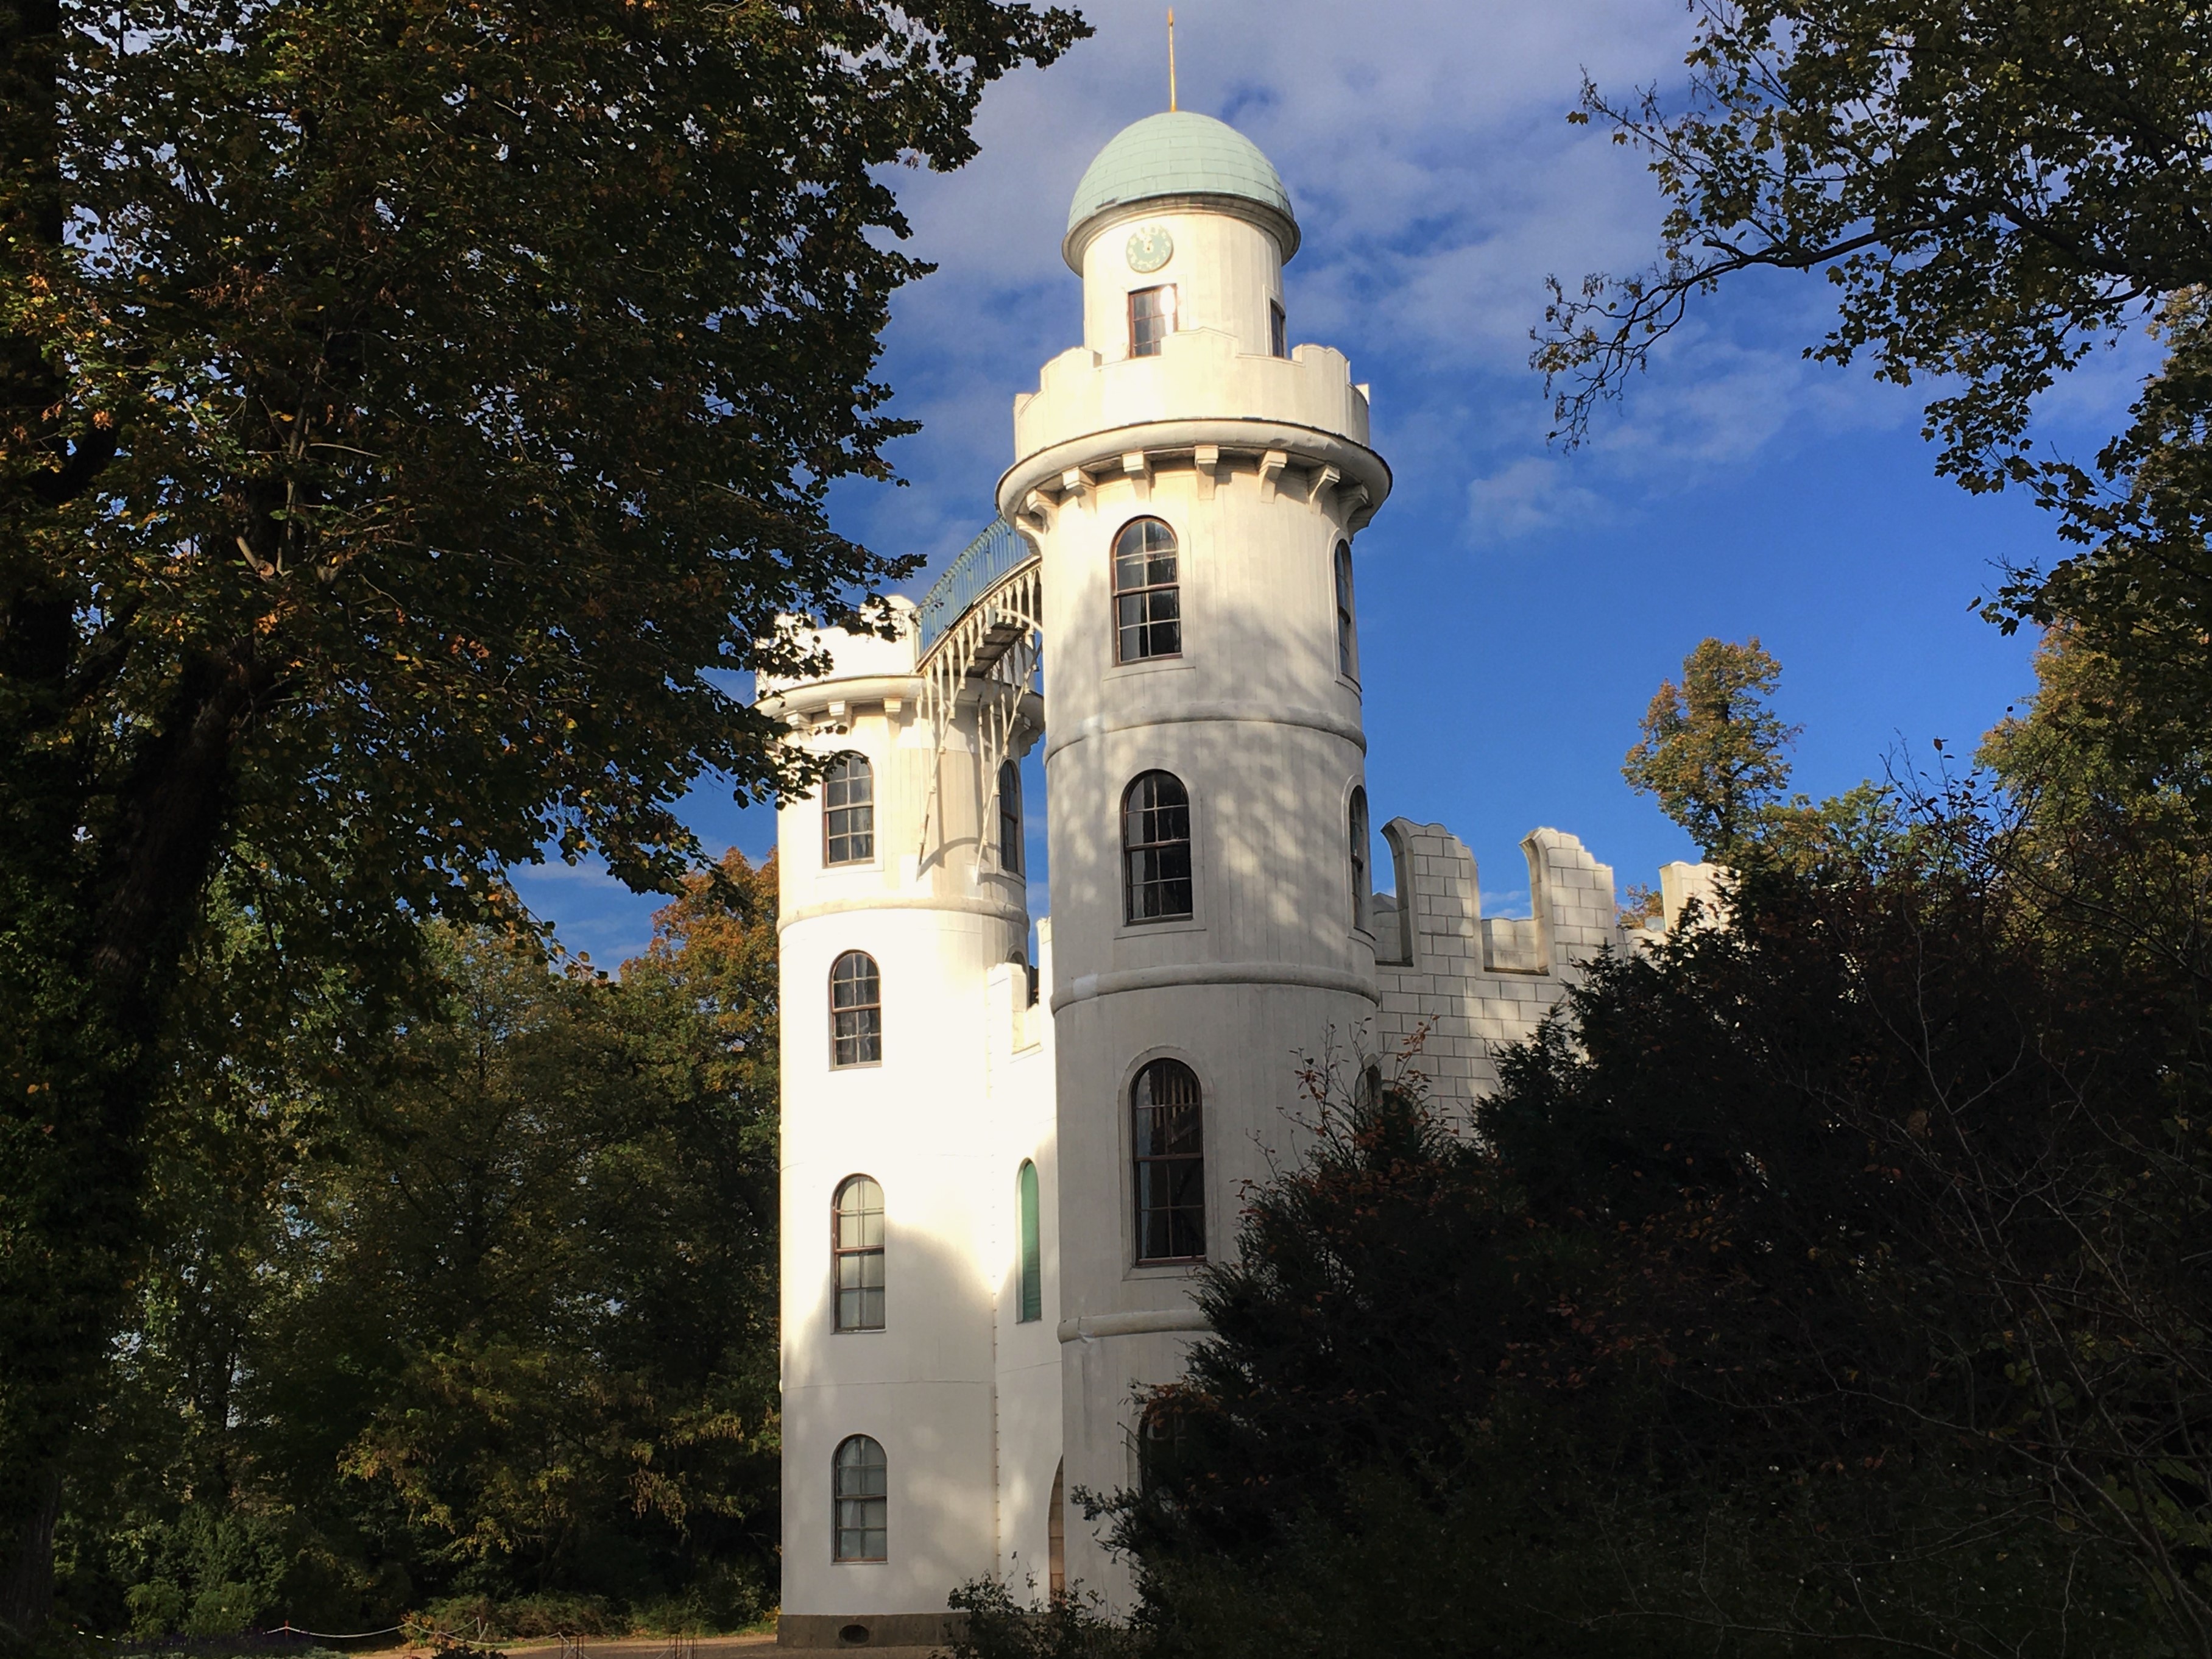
[
  {"x1": 771, "y1": 618, "x2": 1038, "y2": 1627},
  {"x1": 1011, "y1": 202, "x2": 1393, "y2": 1600},
  {"x1": 986, "y1": 937, "x2": 1064, "y2": 1601},
  {"x1": 1075, "y1": 207, "x2": 1284, "y2": 364}
]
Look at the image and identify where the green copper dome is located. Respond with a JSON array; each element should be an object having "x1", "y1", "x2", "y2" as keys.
[{"x1": 1063, "y1": 111, "x2": 1298, "y2": 269}]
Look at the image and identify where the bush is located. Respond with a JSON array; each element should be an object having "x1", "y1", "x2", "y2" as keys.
[{"x1": 943, "y1": 1578, "x2": 1142, "y2": 1659}]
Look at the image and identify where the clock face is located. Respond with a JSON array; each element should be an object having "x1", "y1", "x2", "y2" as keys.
[{"x1": 1125, "y1": 224, "x2": 1174, "y2": 274}]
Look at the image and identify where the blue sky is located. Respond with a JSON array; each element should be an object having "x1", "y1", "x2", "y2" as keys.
[{"x1": 514, "y1": 0, "x2": 2149, "y2": 964}]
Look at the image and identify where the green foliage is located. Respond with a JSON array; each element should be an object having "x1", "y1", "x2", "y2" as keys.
[
  {"x1": 0, "y1": 0, "x2": 1082, "y2": 1632},
  {"x1": 51, "y1": 851, "x2": 783, "y2": 1640},
  {"x1": 1105, "y1": 616, "x2": 2212, "y2": 1655},
  {"x1": 1621, "y1": 636, "x2": 1797, "y2": 857},
  {"x1": 944, "y1": 1578, "x2": 1142, "y2": 1659},
  {"x1": 1536, "y1": 0, "x2": 2212, "y2": 834},
  {"x1": 1535, "y1": 0, "x2": 2212, "y2": 485},
  {"x1": 1621, "y1": 635, "x2": 1893, "y2": 871}
]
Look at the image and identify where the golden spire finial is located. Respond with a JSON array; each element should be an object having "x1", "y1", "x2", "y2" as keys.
[{"x1": 1167, "y1": 9, "x2": 1178, "y2": 111}]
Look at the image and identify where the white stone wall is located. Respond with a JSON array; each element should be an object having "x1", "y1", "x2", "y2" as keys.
[
  {"x1": 1371, "y1": 819, "x2": 1625, "y2": 1110},
  {"x1": 763, "y1": 617, "x2": 1044, "y2": 1644}
]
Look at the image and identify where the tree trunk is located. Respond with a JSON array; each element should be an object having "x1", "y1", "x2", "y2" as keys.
[{"x1": 0, "y1": 1469, "x2": 60, "y2": 1646}]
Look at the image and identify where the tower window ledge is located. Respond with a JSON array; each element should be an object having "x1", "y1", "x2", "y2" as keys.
[
  {"x1": 1101, "y1": 656, "x2": 1194, "y2": 685},
  {"x1": 1114, "y1": 915, "x2": 1207, "y2": 941}
]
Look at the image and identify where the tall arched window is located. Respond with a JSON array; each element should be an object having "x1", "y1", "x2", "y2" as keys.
[
  {"x1": 1132, "y1": 1059, "x2": 1204, "y2": 1262},
  {"x1": 832, "y1": 1176, "x2": 885, "y2": 1331},
  {"x1": 1047, "y1": 1460, "x2": 1067, "y2": 1599},
  {"x1": 1112, "y1": 517, "x2": 1181, "y2": 663},
  {"x1": 998, "y1": 759, "x2": 1023, "y2": 875},
  {"x1": 1334, "y1": 541, "x2": 1359, "y2": 679},
  {"x1": 1016, "y1": 1160, "x2": 1042, "y2": 1323},
  {"x1": 823, "y1": 752, "x2": 874, "y2": 866},
  {"x1": 829, "y1": 951, "x2": 882, "y2": 1068},
  {"x1": 1348, "y1": 786, "x2": 1371, "y2": 934},
  {"x1": 1122, "y1": 771, "x2": 1193, "y2": 923},
  {"x1": 832, "y1": 1434, "x2": 888, "y2": 1562}
]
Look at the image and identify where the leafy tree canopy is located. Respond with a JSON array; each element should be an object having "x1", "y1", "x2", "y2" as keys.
[
  {"x1": 0, "y1": 0, "x2": 1081, "y2": 1634},
  {"x1": 57, "y1": 852, "x2": 785, "y2": 1640},
  {"x1": 1536, "y1": 0, "x2": 2212, "y2": 810}
]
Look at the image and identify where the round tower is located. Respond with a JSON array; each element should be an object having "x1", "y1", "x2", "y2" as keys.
[
  {"x1": 759, "y1": 601, "x2": 1044, "y2": 1645},
  {"x1": 997, "y1": 111, "x2": 1391, "y2": 1604}
]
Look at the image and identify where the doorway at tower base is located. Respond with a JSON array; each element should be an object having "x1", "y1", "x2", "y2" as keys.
[{"x1": 777, "y1": 1610, "x2": 964, "y2": 1649}]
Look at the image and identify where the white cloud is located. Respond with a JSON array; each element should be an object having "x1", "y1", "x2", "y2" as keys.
[{"x1": 1466, "y1": 455, "x2": 1606, "y2": 542}]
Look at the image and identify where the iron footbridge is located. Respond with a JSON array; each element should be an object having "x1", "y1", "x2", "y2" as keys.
[{"x1": 912, "y1": 519, "x2": 1042, "y2": 863}]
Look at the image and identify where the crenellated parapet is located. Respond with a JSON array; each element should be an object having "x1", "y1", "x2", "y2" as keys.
[
  {"x1": 1369, "y1": 817, "x2": 1719, "y2": 1108},
  {"x1": 999, "y1": 331, "x2": 1388, "y2": 536}
]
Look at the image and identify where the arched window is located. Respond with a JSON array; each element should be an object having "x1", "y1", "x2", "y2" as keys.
[
  {"x1": 998, "y1": 759, "x2": 1023, "y2": 875},
  {"x1": 832, "y1": 1175, "x2": 885, "y2": 1331},
  {"x1": 1348, "y1": 785, "x2": 1371, "y2": 934},
  {"x1": 1047, "y1": 1460, "x2": 1066, "y2": 1599},
  {"x1": 1334, "y1": 541, "x2": 1359, "y2": 679},
  {"x1": 1016, "y1": 1160, "x2": 1042, "y2": 1324},
  {"x1": 1112, "y1": 517, "x2": 1181, "y2": 663},
  {"x1": 832, "y1": 1434, "x2": 888, "y2": 1562},
  {"x1": 823, "y1": 752, "x2": 874, "y2": 866},
  {"x1": 1132, "y1": 1059, "x2": 1204, "y2": 1262},
  {"x1": 829, "y1": 951, "x2": 881, "y2": 1069},
  {"x1": 1122, "y1": 771, "x2": 1193, "y2": 924}
]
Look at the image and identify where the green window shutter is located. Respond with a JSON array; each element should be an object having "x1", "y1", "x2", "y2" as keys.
[{"x1": 1018, "y1": 1161, "x2": 1042, "y2": 1323}]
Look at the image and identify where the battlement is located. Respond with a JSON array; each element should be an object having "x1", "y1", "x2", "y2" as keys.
[
  {"x1": 1369, "y1": 816, "x2": 1717, "y2": 1106},
  {"x1": 1009, "y1": 330, "x2": 1373, "y2": 473}
]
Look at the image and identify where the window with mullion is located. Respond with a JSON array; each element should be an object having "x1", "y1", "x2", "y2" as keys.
[
  {"x1": 833, "y1": 1434, "x2": 888, "y2": 1562},
  {"x1": 832, "y1": 1175, "x2": 885, "y2": 1332},
  {"x1": 830, "y1": 950, "x2": 882, "y2": 1068},
  {"x1": 1129, "y1": 283, "x2": 1176, "y2": 356},
  {"x1": 824, "y1": 752, "x2": 875, "y2": 865},
  {"x1": 1112, "y1": 517, "x2": 1181, "y2": 663},
  {"x1": 1122, "y1": 771, "x2": 1193, "y2": 923},
  {"x1": 1132, "y1": 1059, "x2": 1205, "y2": 1263}
]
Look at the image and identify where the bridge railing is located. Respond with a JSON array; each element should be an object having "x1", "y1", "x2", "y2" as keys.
[{"x1": 917, "y1": 519, "x2": 1037, "y2": 655}]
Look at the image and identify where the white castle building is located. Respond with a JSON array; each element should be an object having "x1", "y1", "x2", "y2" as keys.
[{"x1": 760, "y1": 110, "x2": 1714, "y2": 1647}]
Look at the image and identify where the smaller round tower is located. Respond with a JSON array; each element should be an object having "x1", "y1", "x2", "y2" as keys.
[{"x1": 760, "y1": 600, "x2": 1043, "y2": 1645}]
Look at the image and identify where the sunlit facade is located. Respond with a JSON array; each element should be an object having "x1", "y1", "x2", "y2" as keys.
[{"x1": 758, "y1": 110, "x2": 1717, "y2": 1648}]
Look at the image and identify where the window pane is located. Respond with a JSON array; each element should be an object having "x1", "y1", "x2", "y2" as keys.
[
  {"x1": 833, "y1": 1435, "x2": 889, "y2": 1561},
  {"x1": 1335, "y1": 544, "x2": 1357, "y2": 679},
  {"x1": 998, "y1": 759, "x2": 1023, "y2": 875},
  {"x1": 833, "y1": 1178, "x2": 885, "y2": 1331},
  {"x1": 1129, "y1": 285, "x2": 1176, "y2": 356},
  {"x1": 1123, "y1": 773, "x2": 1193, "y2": 922},
  {"x1": 824, "y1": 754, "x2": 875, "y2": 865},
  {"x1": 1132, "y1": 1061, "x2": 1204, "y2": 1262}
]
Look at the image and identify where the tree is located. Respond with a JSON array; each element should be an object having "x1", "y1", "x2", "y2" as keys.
[
  {"x1": 1622, "y1": 635, "x2": 1797, "y2": 858},
  {"x1": 1534, "y1": 0, "x2": 2212, "y2": 485},
  {"x1": 1534, "y1": 1, "x2": 2212, "y2": 807},
  {"x1": 0, "y1": 0, "x2": 1083, "y2": 1636},
  {"x1": 54, "y1": 851, "x2": 785, "y2": 1637}
]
